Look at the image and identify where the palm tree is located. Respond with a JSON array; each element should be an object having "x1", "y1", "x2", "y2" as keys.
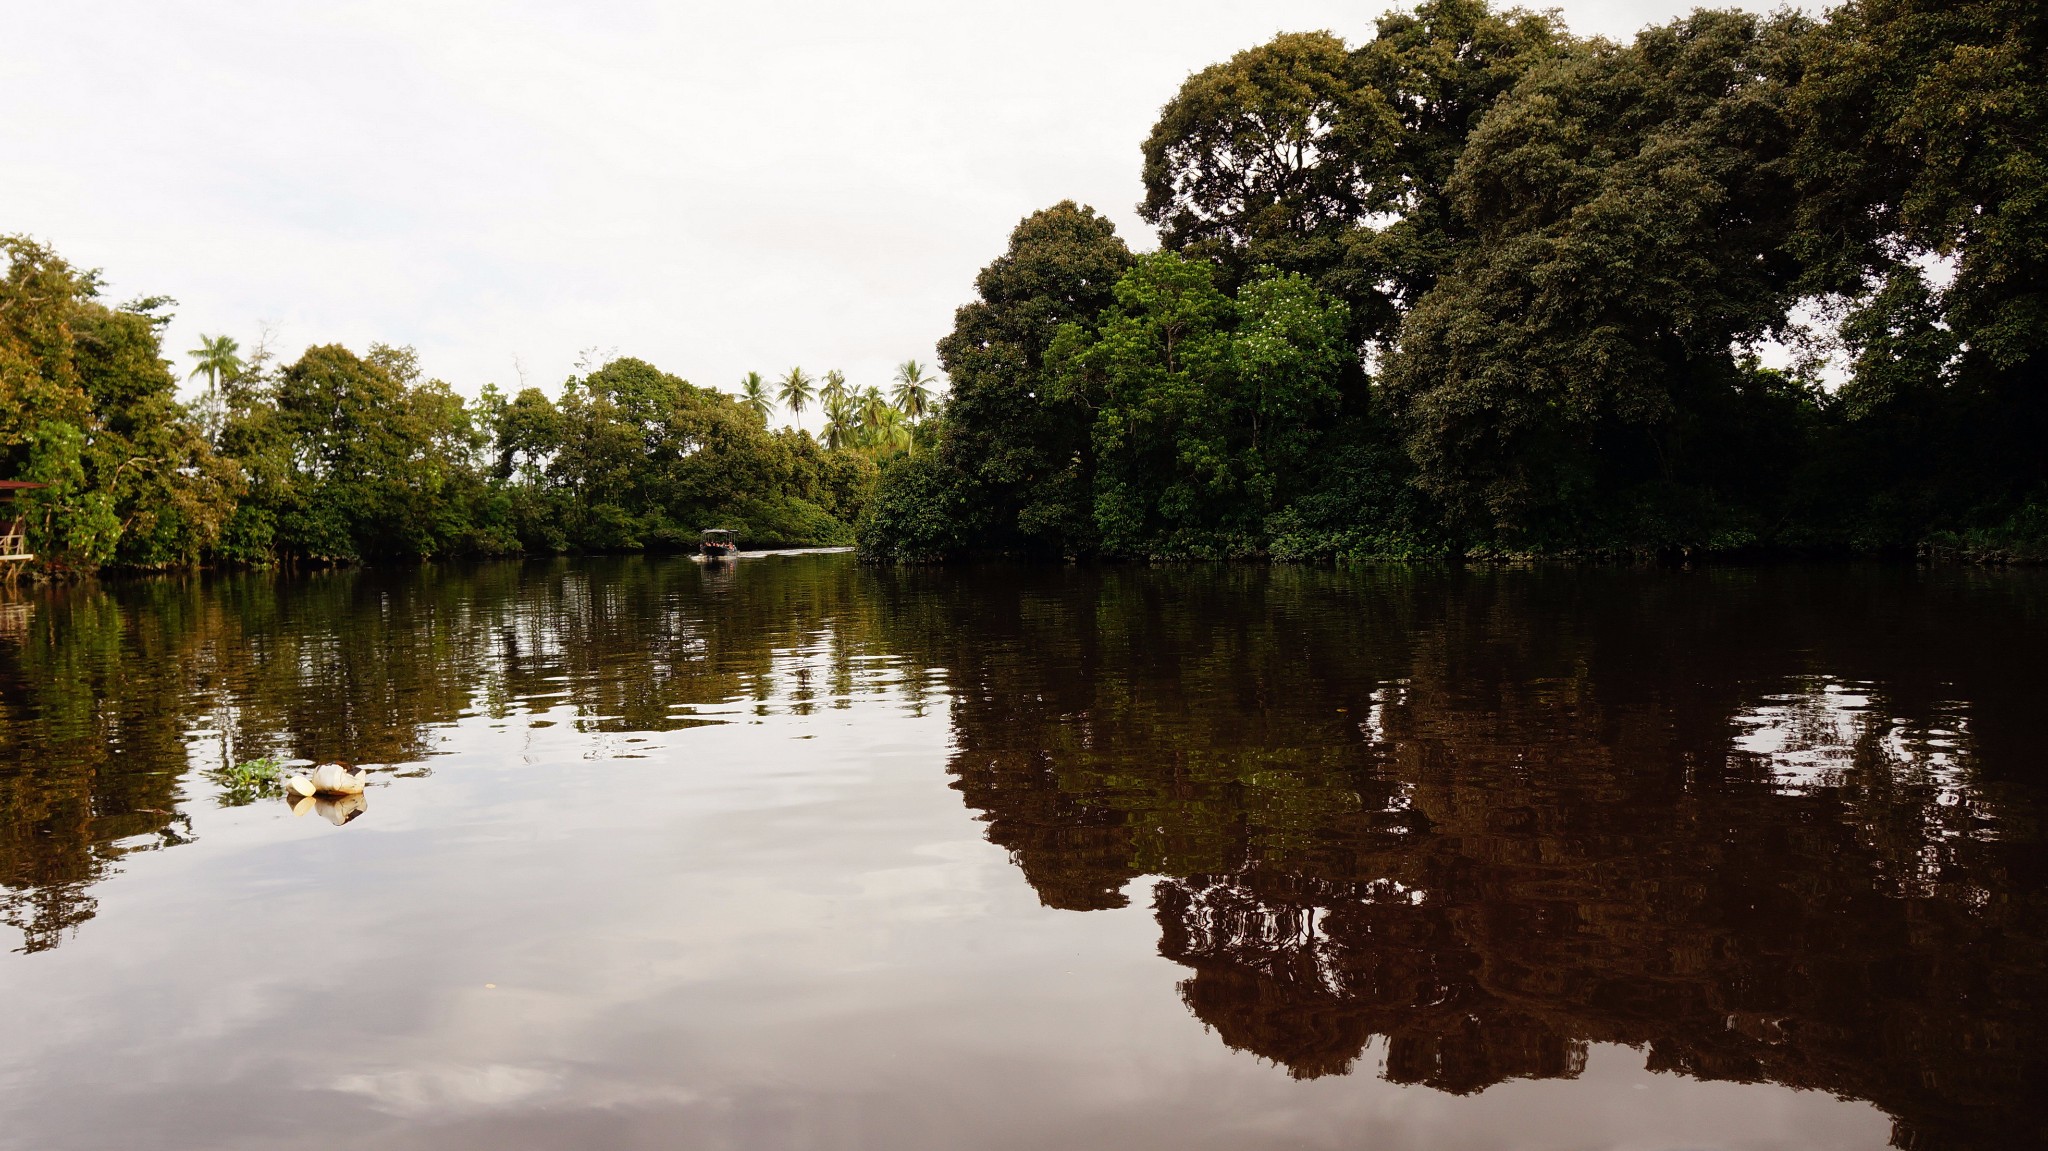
[
  {"x1": 819, "y1": 369, "x2": 848, "y2": 411},
  {"x1": 187, "y1": 334, "x2": 243, "y2": 394},
  {"x1": 857, "y1": 384, "x2": 892, "y2": 434},
  {"x1": 778, "y1": 367, "x2": 815, "y2": 423},
  {"x1": 739, "y1": 371, "x2": 773, "y2": 421},
  {"x1": 891, "y1": 359, "x2": 937, "y2": 421},
  {"x1": 868, "y1": 404, "x2": 913, "y2": 454},
  {"x1": 822, "y1": 395, "x2": 857, "y2": 451}
]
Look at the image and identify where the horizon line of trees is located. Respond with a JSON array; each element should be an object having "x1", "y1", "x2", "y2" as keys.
[
  {"x1": 0, "y1": 235, "x2": 927, "y2": 575},
  {"x1": 859, "y1": 0, "x2": 2047, "y2": 565}
]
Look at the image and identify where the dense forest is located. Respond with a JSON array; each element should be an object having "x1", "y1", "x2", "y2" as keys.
[
  {"x1": 0, "y1": 236, "x2": 909, "y2": 574},
  {"x1": 862, "y1": 0, "x2": 2047, "y2": 563},
  {"x1": 4, "y1": 0, "x2": 2040, "y2": 573}
]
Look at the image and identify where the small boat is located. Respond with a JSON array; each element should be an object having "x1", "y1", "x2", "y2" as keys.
[{"x1": 699, "y1": 528, "x2": 739, "y2": 560}]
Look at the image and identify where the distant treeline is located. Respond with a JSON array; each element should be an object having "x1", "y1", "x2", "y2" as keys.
[
  {"x1": 0, "y1": 236, "x2": 901, "y2": 574},
  {"x1": 860, "y1": 0, "x2": 2047, "y2": 563}
]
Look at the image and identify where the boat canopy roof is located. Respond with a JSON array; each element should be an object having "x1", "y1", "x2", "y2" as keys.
[{"x1": 701, "y1": 528, "x2": 737, "y2": 538}]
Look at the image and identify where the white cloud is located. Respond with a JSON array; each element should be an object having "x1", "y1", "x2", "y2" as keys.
[{"x1": 2, "y1": 0, "x2": 1807, "y2": 430}]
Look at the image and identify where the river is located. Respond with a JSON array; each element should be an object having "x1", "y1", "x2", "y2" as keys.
[{"x1": 0, "y1": 553, "x2": 2041, "y2": 1150}]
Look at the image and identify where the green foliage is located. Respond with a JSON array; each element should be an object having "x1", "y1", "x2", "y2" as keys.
[
  {"x1": 1386, "y1": 11, "x2": 1819, "y2": 548},
  {"x1": 862, "y1": 0, "x2": 2048, "y2": 565},
  {"x1": 0, "y1": 237, "x2": 240, "y2": 573},
  {"x1": 1140, "y1": 0, "x2": 1565, "y2": 341},
  {"x1": 818, "y1": 369, "x2": 847, "y2": 412},
  {"x1": 738, "y1": 371, "x2": 773, "y2": 422},
  {"x1": 497, "y1": 357, "x2": 873, "y2": 552},
  {"x1": 856, "y1": 437, "x2": 989, "y2": 563},
  {"x1": 1796, "y1": 0, "x2": 2048, "y2": 373},
  {"x1": 1052, "y1": 256, "x2": 1351, "y2": 557},
  {"x1": 1922, "y1": 496, "x2": 2048, "y2": 564},
  {"x1": 210, "y1": 342, "x2": 499, "y2": 562},
  {"x1": 1788, "y1": 0, "x2": 2048, "y2": 543},
  {"x1": 1141, "y1": 31, "x2": 1398, "y2": 282},
  {"x1": 870, "y1": 201, "x2": 1134, "y2": 560},
  {"x1": 185, "y1": 334, "x2": 242, "y2": 394},
  {"x1": 203, "y1": 756, "x2": 287, "y2": 806},
  {"x1": 1265, "y1": 421, "x2": 1452, "y2": 561},
  {"x1": 0, "y1": 237, "x2": 880, "y2": 575},
  {"x1": 777, "y1": 366, "x2": 815, "y2": 421},
  {"x1": 890, "y1": 360, "x2": 935, "y2": 421},
  {"x1": 10, "y1": 0, "x2": 2042, "y2": 572},
  {"x1": 1346, "y1": 0, "x2": 1567, "y2": 314}
]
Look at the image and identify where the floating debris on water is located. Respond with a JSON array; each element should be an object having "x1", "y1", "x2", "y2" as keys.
[
  {"x1": 288, "y1": 790, "x2": 367, "y2": 825},
  {"x1": 282, "y1": 763, "x2": 365, "y2": 798}
]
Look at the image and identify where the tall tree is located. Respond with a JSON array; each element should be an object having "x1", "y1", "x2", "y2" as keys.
[
  {"x1": 1796, "y1": 0, "x2": 2047, "y2": 376},
  {"x1": 0, "y1": 236, "x2": 240, "y2": 571},
  {"x1": 738, "y1": 371, "x2": 773, "y2": 421},
  {"x1": 1791, "y1": 0, "x2": 2048, "y2": 543},
  {"x1": 819, "y1": 369, "x2": 848, "y2": 411},
  {"x1": 778, "y1": 367, "x2": 815, "y2": 424},
  {"x1": 1140, "y1": 2, "x2": 1564, "y2": 342},
  {"x1": 856, "y1": 385, "x2": 891, "y2": 435},
  {"x1": 186, "y1": 334, "x2": 243, "y2": 394},
  {"x1": 1052, "y1": 255, "x2": 1351, "y2": 557},
  {"x1": 1384, "y1": 10, "x2": 1819, "y2": 547},
  {"x1": 822, "y1": 395, "x2": 857, "y2": 451},
  {"x1": 890, "y1": 360, "x2": 936, "y2": 421},
  {"x1": 1346, "y1": 0, "x2": 1567, "y2": 314},
  {"x1": 1141, "y1": 32, "x2": 1399, "y2": 286},
  {"x1": 932, "y1": 201, "x2": 1134, "y2": 555}
]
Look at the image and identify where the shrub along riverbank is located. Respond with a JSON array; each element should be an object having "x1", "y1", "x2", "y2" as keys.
[
  {"x1": 859, "y1": 0, "x2": 2048, "y2": 565},
  {"x1": 0, "y1": 236, "x2": 884, "y2": 575}
]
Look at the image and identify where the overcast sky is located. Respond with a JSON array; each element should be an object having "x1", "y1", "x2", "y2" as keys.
[{"x1": 3, "y1": 1, "x2": 1806, "y2": 429}]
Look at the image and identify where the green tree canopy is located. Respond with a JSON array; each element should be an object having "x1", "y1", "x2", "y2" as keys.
[
  {"x1": 1054, "y1": 255, "x2": 1351, "y2": 557},
  {"x1": 0, "y1": 237, "x2": 240, "y2": 570},
  {"x1": 1141, "y1": 1, "x2": 1565, "y2": 343},
  {"x1": 1383, "y1": 10, "x2": 1821, "y2": 547},
  {"x1": 929, "y1": 200, "x2": 1135, "y2": 556}
]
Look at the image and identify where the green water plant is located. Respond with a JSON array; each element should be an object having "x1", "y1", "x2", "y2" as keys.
[{"x1": 204, "y1": 756, "x2": 287, "y2": 806}]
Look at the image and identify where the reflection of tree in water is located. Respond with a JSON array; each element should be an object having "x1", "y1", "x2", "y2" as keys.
[
  {"x1": 928, "y1": 565, "x2": 2048, "y2": 1151},
  {"x1": 0, "y1": 583, "x2": 206, "y2": 951},
  {"x1": 0, "y1": 556, "x2": 911, "y2": 953},
  {"x1": 4, "y1": 557, "x2": 2044, "y2": 1147}
]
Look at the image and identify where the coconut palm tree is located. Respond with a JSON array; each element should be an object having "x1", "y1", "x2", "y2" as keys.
[
  {"x1": 819, "y1": 369, "x2": 848, "y2": 411},
  {"x1": 857, "y1": 384, "x2": 892, "y2": 435},
  {"x1": 187, "y1": 334, "x2": 243, "y2": 394},
  {"x1": 777, "y1": 367, "x2": 815, "y2": 423},
  {"x1": 890, "y1": 359, "x2": 937, "y2": 421},
  {"x1": 822, "y1": 395, "x2": 858, "y2": 451},
  {"x1": 867, "y1": 404, "x2": 913, "y2": 454},
  {"x1": 739, "y1": 371, "x2": 773, "y2": 421}
]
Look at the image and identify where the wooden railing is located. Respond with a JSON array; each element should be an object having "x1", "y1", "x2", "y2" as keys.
[{"x1": 0, "y1": 517, "x2": 30, "y2": 562}]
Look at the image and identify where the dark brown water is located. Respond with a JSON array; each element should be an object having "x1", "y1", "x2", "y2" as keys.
[{"x1": 1, "y1": 554, "x2": 2042, "y2": 1150}]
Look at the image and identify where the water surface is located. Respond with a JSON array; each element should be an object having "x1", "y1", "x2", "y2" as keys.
[{"x1": 0, "y1": 555, "x2": 2042, "y2": 1150}]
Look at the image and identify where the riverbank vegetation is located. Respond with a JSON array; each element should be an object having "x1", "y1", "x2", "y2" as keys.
[
  {"x1": 860, "y1": 0, "x2": 2047, "y2": 563},
  {"x1": 0, "y1": 236, "x2": 922, "y2": 574},
  {"x1": 6, "y1": 0, "x2": 2038, "y2": 573}
]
